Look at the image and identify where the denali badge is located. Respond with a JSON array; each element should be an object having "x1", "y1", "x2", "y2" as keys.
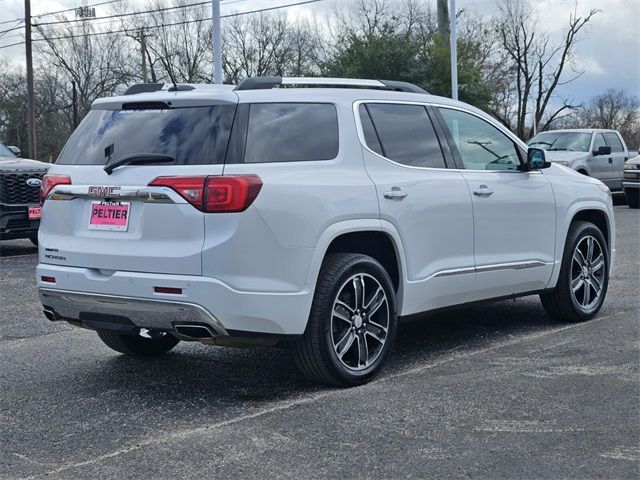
[
  {"x1": 25, "y1": 178, "x2": 42, "y2": 187},
  {"x1": 88, "y1": 186, "x2": 121, "y2": 197}
]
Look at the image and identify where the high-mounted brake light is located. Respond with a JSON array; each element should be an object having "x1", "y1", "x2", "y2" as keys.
[
  {"x1": 148, "y1": 175, "x2": 262, "y2": 213},
  {"x1": 40, "y1": 174, "x2": 71, "y2": 204}
]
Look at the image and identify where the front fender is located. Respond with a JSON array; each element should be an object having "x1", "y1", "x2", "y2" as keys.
[{"x1": 547, "y1": 198, "x2": 615, "y2": 289}]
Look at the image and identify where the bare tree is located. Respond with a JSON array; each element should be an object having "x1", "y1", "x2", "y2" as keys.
[
  {"x1": 579, "y1": 89, "x2": 639, "y2": 148},
  {"x1": 127, "y1": 0, "x2": 213, "y2": 84},
  {"x1": 35, "y1": 19, "x2": 134, "y2": 118},
  {"x1": 494, "y1": 0, "x2": 598, "y2": 139},
  {"x1": 222, "y1": 12, "x2": 320, "y2": 84}
]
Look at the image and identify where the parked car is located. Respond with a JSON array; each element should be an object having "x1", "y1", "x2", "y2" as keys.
[
  {"x1": 37, "y1": 78, "x2": 615, "y2": 386},
  {"x1": 528, "y1": 129, "x2": 629, "y2": 191},
  {"x1": 623, "y1": 153, "x2": 640, "y2": 208},
  {"x1": 0, "y1": 143, "x2": 50, "y2": 245}
]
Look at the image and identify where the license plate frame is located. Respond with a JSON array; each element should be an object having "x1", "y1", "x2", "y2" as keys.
[
  {"x1": 88, "y1": 201, "x2": 131, "y2": 232},
  {"x1": 27, "y1": 205, "x2": 41, "y2": 220}
]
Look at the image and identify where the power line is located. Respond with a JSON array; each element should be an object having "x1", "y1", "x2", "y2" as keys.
[
  {"x1": 0, "y1": 0, "x2": 327, "y2": 49},
  {"x1": 33, "y1": 1, "x2": 210, "y2": 27},
  {"x1": 33, "y1": 0, "x2": 123, "y2": 18}
]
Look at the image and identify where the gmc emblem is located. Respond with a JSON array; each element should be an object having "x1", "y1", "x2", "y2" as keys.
[{"x1": 88, "y1": 186, "x2": 121, "y2": 197}]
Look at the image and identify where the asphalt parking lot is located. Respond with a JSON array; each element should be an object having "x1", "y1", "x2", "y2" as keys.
[{"x1": 1, "y1": 205, "x2": 638, "y2": 479}]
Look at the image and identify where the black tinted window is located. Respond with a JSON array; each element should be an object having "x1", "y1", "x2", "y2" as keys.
[
  {"x1": 366, "y1": 103, "x2": 445, "y2": 168},
  {"x1": 604, "y1": 132, "x2": 624, "y2": 152},
  {"x1": 244, "y1": 103, "x2": 338, "y2": 163},
  {"x1": 358, "y1": 105, "x2": 383, "y2": 155},
  {"x1": 57, "y1": 105, "x2": 235, "y2": 165}
]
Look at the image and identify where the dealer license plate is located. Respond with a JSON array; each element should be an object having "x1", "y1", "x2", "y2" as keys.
[
  {"x1": 89, "y1": 201, "x2": 130, "y2": 231},
  {"x1": 28, "y1": 206, "x2": 41, "y2": 220}
]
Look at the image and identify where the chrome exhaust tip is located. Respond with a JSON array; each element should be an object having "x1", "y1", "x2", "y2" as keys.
[
  {"x1": 173, "y1": 324, "x2": 217, "y2": 340},
  {"x1": 43, "y1": 306, "x2": 59, "y2": 321}
]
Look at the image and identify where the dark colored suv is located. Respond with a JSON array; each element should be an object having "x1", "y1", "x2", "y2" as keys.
[{"x1": 0, "y1": 143, "x2": 50, "y2": 245}]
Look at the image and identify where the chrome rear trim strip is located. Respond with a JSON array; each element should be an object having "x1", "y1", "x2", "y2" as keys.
[{"x1": 50, "y1": 186, "x2": 175, "y2": 203}]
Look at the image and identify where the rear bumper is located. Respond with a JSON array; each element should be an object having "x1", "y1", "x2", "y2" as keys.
[
  {"x1": 622, "y1": 181, "x2": 639, "y2": 189},
  {"x1": 0, "y1": 203, "x2": 39, "y2": 239},
  {"x1": 39, "y1": 288, "x2": 228, "y2": 337},
  {"x1": 36, "y1": 263, "x2": 314, "y2": 335}
]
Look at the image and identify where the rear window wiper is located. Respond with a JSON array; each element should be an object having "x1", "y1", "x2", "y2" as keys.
[{"x1": 104, "y1": 154, "x2": 175, "y2": 175}]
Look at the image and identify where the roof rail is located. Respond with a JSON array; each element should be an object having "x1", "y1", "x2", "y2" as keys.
[
  {"x1": 124, "y1": 83, "x2": 164, "y2": 95},
  {"x1": 234, "y1": 76, "x2": 428, "y2": 94}
]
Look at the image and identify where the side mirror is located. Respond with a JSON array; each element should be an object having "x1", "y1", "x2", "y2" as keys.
[
  {"x1": 593, "y1": 145, "x2": 611, "y2": 156},
  {"x1": 7, "y1": 146, "x2": 21, "y2": 156},
  {"x1": 526, "y1": 147, "x2": 550, "y2": 170}
]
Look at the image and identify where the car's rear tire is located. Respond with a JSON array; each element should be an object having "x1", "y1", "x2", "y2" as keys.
[
  {"x1": 97, "y1": 329, "x2": 180, "y2": 356},
  {"x1": 294, "y1": 253, "x2": 398, "y2": 387},
  {"x1": 540, "y1": 221, "x2": 609, "y2": 322},
  {"x1": 625, "y1": 189, "x2": 639, "y2": 208}
]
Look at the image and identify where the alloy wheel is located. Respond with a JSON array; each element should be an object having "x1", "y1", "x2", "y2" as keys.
[
  {"x1": 330, "y1": 273, "x2": 390, "y2": 371},
  {"x1": 570, "y1": 235, "x2": 606, "y2": 311}
]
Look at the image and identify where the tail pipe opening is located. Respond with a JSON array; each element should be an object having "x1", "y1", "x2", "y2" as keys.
[{"x1": 173, "y1": 323, "x2": 217, "y2": 340}]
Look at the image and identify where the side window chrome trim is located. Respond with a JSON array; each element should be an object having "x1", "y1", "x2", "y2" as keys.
[{"x1": 352, "y1": 100, "x2": 452, "y2": 172}]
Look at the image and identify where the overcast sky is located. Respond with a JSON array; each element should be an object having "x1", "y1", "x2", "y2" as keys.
[{"x1": 0, "y1": 0, "x2": 638, "y2": 105}]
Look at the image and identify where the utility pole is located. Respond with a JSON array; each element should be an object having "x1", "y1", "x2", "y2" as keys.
[
  {"x1": 140, "y1": 28, "x2": 148, "y2": 83},
  {"x1": 24, "y1": 0, "x2": 37, "y2": 159},
  {"x1": 212, "y1": 0, "x2": 222, "y2": 84},
  {"x1": 437, "y1": 0, "x2": 450, "y2": 41},
  {"x1": 449, "y1": 0, "x2": 458, "y2": 101}
]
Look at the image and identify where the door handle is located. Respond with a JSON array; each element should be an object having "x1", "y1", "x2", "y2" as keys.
[
  {"x1": 608, "y1": 157, "x2": 613, "y2": 164},
  {"x1": 383, "y1": 187, "x2": 408, "y2": 200},
  {"x1": 473, "y1": 185, "x2": 494, "y2": 197}
]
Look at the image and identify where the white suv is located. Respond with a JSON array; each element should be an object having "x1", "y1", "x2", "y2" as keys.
[{"x1": 37, "y1": 77, "x2": 615, "y2": 386}]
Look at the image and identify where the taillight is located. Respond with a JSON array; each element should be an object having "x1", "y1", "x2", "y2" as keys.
[
  {"x1": 148, "y1": 176, "x2": 205, "y2": 210},
  {"x1": 40, "y1": 174, "x2": 71, "y2": 204},
  {"x1": 148, "y1": 175, "x2": 262, "y2": 213},
  {"x1": 205, "y1": 175, "x2": 262, "y2": 213}
]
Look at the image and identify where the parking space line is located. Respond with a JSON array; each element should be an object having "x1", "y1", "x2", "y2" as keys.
[{"x1": 24, "y1": 309, "x2": 626, "y2": 479}]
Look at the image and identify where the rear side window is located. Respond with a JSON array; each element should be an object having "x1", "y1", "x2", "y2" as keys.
[
  {"x1": 364, "y1": 103, "x2": 445, "y2": 168},
  {"x1": 57, "y1": 105, "x2": 236, "y2": 165},
  {"x1": 604, "y1": 132, "x2": 624, "y2": 152},
  {"x1": 244, "y1": 103, "x2": 338, "y2": 163}
]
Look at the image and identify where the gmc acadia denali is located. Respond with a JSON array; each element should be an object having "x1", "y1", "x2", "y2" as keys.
[{"x1": 37, "y1": 77, "x2": 615, "y2": 386}]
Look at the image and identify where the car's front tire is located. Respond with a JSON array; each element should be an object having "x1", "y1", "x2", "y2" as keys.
[
  {"x1": 97, "y1": 329, "x2": 180, "y2": 356},
  {"x1": 294, "y1": 253, "x2": 398, "y2": 387},
  {"x1": 540, "y1": 221, "x2": 609, "y2": 322}
]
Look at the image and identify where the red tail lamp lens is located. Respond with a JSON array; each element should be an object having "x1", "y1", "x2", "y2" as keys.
[
  {"x1": 148, "y1": 176, "x2": 206, "y2": 210},
  {"x1": 40, "y1": 174, "x2": 71, "y2": 204},
  {"x1": 148, "y1": 175, "x2": 262, "y2": 213},
  {"x1": 41, "y1": 276, "x2": 56, "y2": 283},
  {"x1": 205, "y1": 175, "x2": 262, "y2": 213}
]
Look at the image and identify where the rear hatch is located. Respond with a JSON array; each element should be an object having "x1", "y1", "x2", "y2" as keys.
[{"x1": 40, "y1": 91, "x2": 237, "y2": 275}]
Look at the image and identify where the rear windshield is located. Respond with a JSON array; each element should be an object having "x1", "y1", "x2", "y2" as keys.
[{"x1": 56, "y1": 105, "x2": 236, "y2": 165}]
